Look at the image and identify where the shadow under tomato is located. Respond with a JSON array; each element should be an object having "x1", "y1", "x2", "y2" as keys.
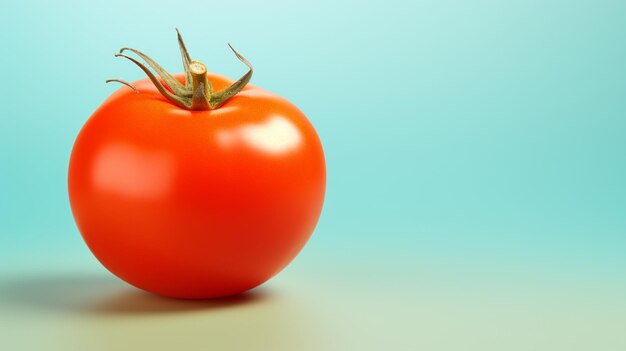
[
  {"x1": 0, "y1": 271, "x2": 322, "y2": 351},
  {"x1": 0, "y1": 273, "x2": 271, "y2": 316}
]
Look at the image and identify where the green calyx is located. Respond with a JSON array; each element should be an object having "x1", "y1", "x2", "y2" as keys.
[{"x1": 106, "y1": 29, "x2": 253, "y2": 110}]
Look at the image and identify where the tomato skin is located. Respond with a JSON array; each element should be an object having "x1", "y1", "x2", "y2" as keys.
[{"x1": 68, "y1": 74, "x2": 325, "y2": 298}]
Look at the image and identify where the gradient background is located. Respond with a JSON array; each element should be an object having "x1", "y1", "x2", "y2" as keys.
[{"x1": 1, "y1": 1, "x2": 626, "y2": 350}]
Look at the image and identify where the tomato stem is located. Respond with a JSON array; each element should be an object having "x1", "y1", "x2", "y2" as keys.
[
  {"x1": 105, "y1": 29, "x2": 253, "y2": 111},
  {"x1": 104, "y1": 79, "x2": 138, "y2": 93},
  {"x1": 189, "y1": 61, "x2": 210, "y2": 110}
]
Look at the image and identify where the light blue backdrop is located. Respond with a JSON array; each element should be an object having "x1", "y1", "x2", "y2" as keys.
[{"x1": 1, "y1": 0, "x2": 625, "y2": 285}]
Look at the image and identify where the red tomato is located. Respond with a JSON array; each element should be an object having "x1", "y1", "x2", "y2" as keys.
[{"x1": 68, "y1": 70, "x2": 325, "y2": 298}]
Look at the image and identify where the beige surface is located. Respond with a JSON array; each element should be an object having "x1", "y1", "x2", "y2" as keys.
[{"x1": 2, "y1": 264, "x2": 626, "y2": 351}]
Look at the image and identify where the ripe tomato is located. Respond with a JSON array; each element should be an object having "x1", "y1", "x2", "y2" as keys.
[{"x1": 68, "y1": 33, "x2": 325, "y2": 298}]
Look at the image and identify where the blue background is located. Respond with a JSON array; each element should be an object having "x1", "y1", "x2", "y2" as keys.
[{"x1": 1, "y1": 1, "x2": 625, "y2": 350}]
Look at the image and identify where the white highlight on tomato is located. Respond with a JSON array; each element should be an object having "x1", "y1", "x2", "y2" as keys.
[
  {"x1": 216, "y1": 116, "x2": 302, "y2": 155},
  {"x1": 92, "y1": 144, "x2": 175, "y2": 199}
]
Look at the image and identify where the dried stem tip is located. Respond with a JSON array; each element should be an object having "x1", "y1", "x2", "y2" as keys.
[{"x1": 106, "y1": 29, "x2": 253, "y2": 110}]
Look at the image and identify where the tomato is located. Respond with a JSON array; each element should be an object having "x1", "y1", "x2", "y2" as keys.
[{"x1": 68, "y1": 32, "x2": 325, "y2": 299}]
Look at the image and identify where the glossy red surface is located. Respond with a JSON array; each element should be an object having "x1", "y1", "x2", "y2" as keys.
[{"x1": 68, "y1": 74, "x2": 326, "y2": 298}]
